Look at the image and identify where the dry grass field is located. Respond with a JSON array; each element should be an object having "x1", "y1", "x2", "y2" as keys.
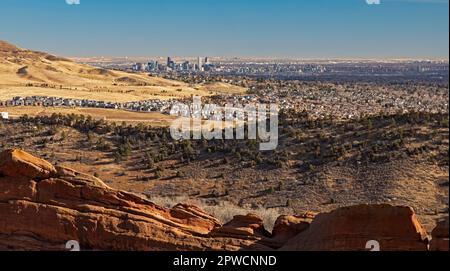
[{"x1": 0, "y1": 106, "x2": 175, "y2": 126}]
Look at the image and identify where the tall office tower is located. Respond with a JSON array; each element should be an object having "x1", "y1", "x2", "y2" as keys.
[
  {"x1": 182, "y1": 61, "x2": 190, "y2": 71},
  {"x1": 133, "y1": 63, "x2": 146, "y2": 72},
  {"x1": 147, "y1": 60, "x2": 156, "y2": 71},
  {"x1": 166, "y1": 57, "x2": 177, "y2": 70},
  {"x1": 203, "y1": 57, "x2": 212, "y2": 71},
  {"x1": 197, "y1": 57, "x2": 203, "y2": 71}
]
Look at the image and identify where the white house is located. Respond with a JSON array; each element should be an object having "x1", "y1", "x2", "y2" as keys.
[{"x1": 1, "y1": 112, "x2": 9, "y2": 120}]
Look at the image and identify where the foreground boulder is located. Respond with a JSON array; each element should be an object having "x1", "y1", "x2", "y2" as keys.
[
  {"x1": 430, "y1": 217, "x2": 449, "y2": 251},
  {"x1": 280, "y1": 204, "x2": 429, "y2": 251},
  {"x1": 209, "y1": 214, "x2": 283, "y2": 248},
  {"x1": 0, "y1": 149, "x2": 56, "y2": 179},
  {"x1": 272, "y1": 213, "x2": 315, "y2": 244},
  {"x1": 211, "y1": 214, "x2": 270, "y2": 238}
]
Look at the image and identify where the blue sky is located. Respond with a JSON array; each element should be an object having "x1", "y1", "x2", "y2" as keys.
[{"x1": 0, "y1": 0, "x2": 448, "y2": 58}]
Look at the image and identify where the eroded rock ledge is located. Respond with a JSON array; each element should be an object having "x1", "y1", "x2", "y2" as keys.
[{"x1": 0, "y1": 149, "x2": 447, "y2": 251}]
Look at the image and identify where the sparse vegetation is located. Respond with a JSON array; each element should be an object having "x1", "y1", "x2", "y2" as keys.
[{"x1": 146, "y1": 196, "x2": 285, "y2": 231}]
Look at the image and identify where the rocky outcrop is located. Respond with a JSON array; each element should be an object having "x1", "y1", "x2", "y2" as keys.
[
  {"x1": 0, "y1": 149, "x2": 442, "y2": 251},
  {"x1": 272, "y1": 213, "x2": 315, "y2": 244},
  {"x1": 170, "y1": 204, "x2": 222, "y2": 234},
  {"x1": 0, "y1": 149, "x2": 56, "y2": 179},
  {"x1": 211, "y1": 214, "x2": 270, "y2": 238},
  {"x1": 0, "y1": 40, "x2": 22, "y2": 52},
  {"x1": 430, "y1": 217, "x2": 449, "y2": 251},
  {"x1": 209, "y1": 214, "x2": 283, "y2": 248},
  {"x1": 280, "y1": 204, "x2": 429, "y2": 251},
  {"x1": 0, "y1": 149, "x2": 271, "y2": 251}
]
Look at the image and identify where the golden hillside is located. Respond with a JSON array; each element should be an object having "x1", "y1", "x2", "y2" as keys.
[{"x1": 0, "y1": 40, "x2": 246, "y2": 102}]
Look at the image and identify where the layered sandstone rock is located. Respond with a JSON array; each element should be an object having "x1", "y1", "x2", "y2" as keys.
[
  {"x1": 208, "y1": 214, "x2": 285, "y2": 249},
  {"x1": 211, "y1": 214, "x2": 270, "y2": 238},
  {"x1": 272, "y1": 212, "x2": 315, "y2": 244},
  {"x1": 0, "y1": 149, "x2": 272, "y2": 251},
  {"x1": 430, "y1": 217, "x2": 449, "y2": 251},
  {"x1": 280, "y1": 204, "x2": 429, "y2": 251},
  {"x1": 170, "y1": 204, "x2": 222, "y2": 234},
  {"x1": 0, "y1": 149, "x2": 56, "y2": 179}
]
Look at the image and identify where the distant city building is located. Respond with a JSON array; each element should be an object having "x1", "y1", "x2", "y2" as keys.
[
  {"x1": 197, "y1": 57, "x2": 204, "y2": 71},
  {"x1": 182, "y1": 61, "x2": 190, "y2": 71},
  {"x1": 167, "y1": 57, "x2": 175, "y2": 70},
  {"x1": 203, "y1": 57, "x2": 213, "y2": 71},
  {"x1": 134, "y1": 56, "x2": 214, "y2": 73},
  {"x1": 147, "y1": 60, "x2": 158, "y2": 71},
  {"x1": 132, "y1": 63, "x2": 146, "y2": 72}
]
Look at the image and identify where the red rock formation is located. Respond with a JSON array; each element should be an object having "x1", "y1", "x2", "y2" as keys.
[
  {"x1": 0, "y1": 149, "x2": 56, "y2": 179},
  {"x1": 209, "y1": 213, "x2": 285, "y2": 249},
  {"x1": 211, "y1": 214, "x2": 270, "y2": 238},
  {"x1": 0, "y1": 149, "x2": 272, "y2": 251},
  {"x1": 430, "y1": 217, "x2": 449, "y2": 251},
  {"x1": 170, "y1": 204, "x2": 221, "y2": 234},
  {"x1": 272, "y1": 212, "x2": 315, "y2": 244},
  {"x1": 280, "y1": 204, "x2": 429, "y2": 251}
]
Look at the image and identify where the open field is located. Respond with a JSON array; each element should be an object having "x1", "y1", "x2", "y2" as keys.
[
  {"x1": 0, "y1": 106, "x2": 175, "y2": 125},
  {"x1": 0, "y1": 85, "x2": 205, "y2": 102},
  {"x1": 0, "y1": 82, "x2": 248, "y2": 102},
  {"x1": 0, "y1": 106, "x2": 241, "y2": 128}
]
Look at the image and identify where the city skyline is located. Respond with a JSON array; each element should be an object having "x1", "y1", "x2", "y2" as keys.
[{"x1": 0, "y1": 0, "x2": 448, "y2": 59}]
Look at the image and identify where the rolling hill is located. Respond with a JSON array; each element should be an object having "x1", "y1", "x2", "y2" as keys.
[{"x1": 0, "y1": 40, "x2": 246, "y2": 102}]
